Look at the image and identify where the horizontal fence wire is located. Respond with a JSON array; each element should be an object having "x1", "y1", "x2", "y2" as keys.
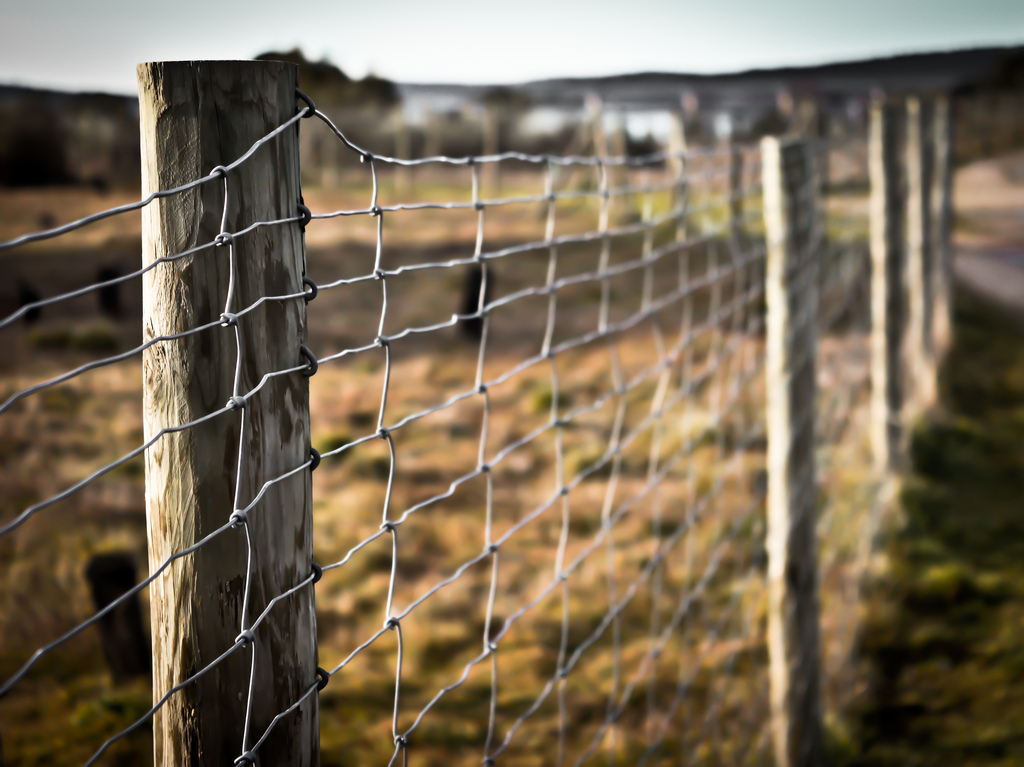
[{"x1": 0, "y1": 83, "x2": 905, "y2": 767}]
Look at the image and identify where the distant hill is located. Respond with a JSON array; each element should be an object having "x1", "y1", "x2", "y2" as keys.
[
  {"x1": 397, "y1": 44, "x2": 1024, "y2": 112},
  {"x1": 0, "y1": 44, "x2": 1020, "y2": 188}
]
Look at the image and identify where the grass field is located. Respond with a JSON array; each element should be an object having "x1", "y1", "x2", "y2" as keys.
[{"x1": 840, "y1": 290, "x2": 1024, "y2": 767}]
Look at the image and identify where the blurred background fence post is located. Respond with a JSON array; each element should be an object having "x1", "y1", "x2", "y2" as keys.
[
  {"x1": 138, "y1": 60, "x2": 319, "y2": 766},
  {"x1": 761, "y1": 136, "x2": 825, "y2": 767},
  {"x1": 481, "y1": 103, "x2": 500, "y2": 195},
  {"x1": 393, "y1": 104, "x2": 413, "y2": 195},
  {"x1": 870, "y1": 97, "x2": 905, "y2": 474},
  {"x1": 905, "y1": 95, "x2": 937, "y2": 410},
  {"x1": 931, "y1": 94, "x2": 955, "y2": 357}
]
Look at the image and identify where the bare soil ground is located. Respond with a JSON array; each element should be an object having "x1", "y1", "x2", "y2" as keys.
[{"x1": 954, "y1": 150, "x2": 1024, "y2": 319}]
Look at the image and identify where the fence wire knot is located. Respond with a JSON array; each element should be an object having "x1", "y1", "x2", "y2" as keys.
[
  {"x1": 235, "y1": 629, "x2": 256, "y2": 647},
  {"x1": 228, "y1": 510, "x2": 248, "y2": 528}
]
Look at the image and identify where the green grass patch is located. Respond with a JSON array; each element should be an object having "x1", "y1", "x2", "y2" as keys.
[{"x1": 843, "y1": 290, "x2": 1024, "y2": 766}]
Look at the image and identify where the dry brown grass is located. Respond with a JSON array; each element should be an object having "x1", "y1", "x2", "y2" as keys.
[{"x1": 0, "y1": 147, "x2": 877, "y2": 767}]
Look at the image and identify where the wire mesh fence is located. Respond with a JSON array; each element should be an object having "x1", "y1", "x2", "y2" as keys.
[{"x1": 0, "y1": 62, "x2": 964, "y2": 767}]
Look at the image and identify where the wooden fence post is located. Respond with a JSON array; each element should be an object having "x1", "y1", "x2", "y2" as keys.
[
  {"x1": 931, "y1": 94, "x2": 954, "y2": 357},
  {"x1": 762, "y1": 136, "x2": 824, "y2": 767},
  {"x1": 138, "y1": 60, "x2": 318, "y2": 766},
  {"x1": 905, "y1": 95, "x2": 936, "y2": 410},
  {"x1": 869, "y1": 97, "x2": 905, "y2": 474}
]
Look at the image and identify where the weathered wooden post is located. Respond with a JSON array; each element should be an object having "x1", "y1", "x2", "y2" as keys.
[
  {"x1": 905, "y1": 95, "x2": 936, "y2": 410},
  {"x1": 761, "y1": 136, "x2": 824, "y2": 767},
  {"x1": 931, "y1": 94, "x2": 954, "y2": 357},
  {"x1": 138, "y1": 60, "x2": 319, "y2": 766},
  {"x1": 869, "y1": 97, "x2": 905, "y2": 474}
]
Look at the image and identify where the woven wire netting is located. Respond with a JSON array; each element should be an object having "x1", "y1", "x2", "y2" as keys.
[{"x1": 0, "y1": 90, "x2": 884, "y2": 767}]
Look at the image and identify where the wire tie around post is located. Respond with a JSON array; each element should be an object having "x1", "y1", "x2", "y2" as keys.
[
  {"x1": 300, "y1": 344, "x2": 318, "y2": 377},
  {"x1": 297, "y1": 202, "x2": 312, "y2": 230},
  {"x1": 302, "y1": 276, "x2": 318, "y2": 302},
  {"x1": 295, "y1": 88, "x2": 316, "y2": 117}
]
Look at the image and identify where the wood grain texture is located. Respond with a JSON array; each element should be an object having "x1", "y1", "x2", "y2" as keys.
[
  {"x1": 762, "y1": 137, "x2": 824, "y2": 767},
  {"x1": 138, "y1": 60, "x2": 318, "y2": 767}
]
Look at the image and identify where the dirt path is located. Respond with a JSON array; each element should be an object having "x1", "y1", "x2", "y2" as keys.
[{"x1": 954, "y1": 150, "x2": 1024, "y2": 314}]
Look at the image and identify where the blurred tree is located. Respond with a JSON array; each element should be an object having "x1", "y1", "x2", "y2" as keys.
[
  {"x1": 983, "y1": 50, "x2": 1024, "y2": 90},
  {"x1": 255, "y1": 48, "x2": 399, "y2": 108},
  {"x1": 0, "y1": 98, "x2": 71, "y2": 186}
]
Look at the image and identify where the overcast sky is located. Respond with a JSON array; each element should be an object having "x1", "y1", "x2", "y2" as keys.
[{"x1": 1, "y1": 0, "x2": 1023, "y2": 95}]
